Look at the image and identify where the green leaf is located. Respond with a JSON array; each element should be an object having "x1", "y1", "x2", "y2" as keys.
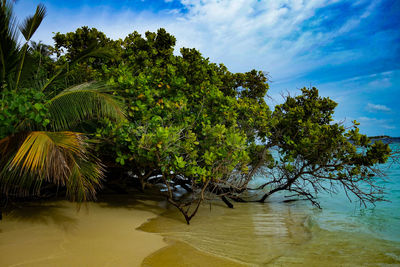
[
  {"x1": 19, "y1": 4, "x2": 46, "y2": 41},
  {"x1": 47, "y1": 82, "x2": 125, "y2": 130},
  {"x1": 33, "y1": 103, "x2": 42, "y2": 111}
]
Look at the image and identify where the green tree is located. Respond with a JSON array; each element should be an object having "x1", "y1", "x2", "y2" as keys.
[
  {"x1": 82, "y1": 28, "x2": 391, "y2": 223},
  {"x1": 0, "y1": 1, "x2": 125, "y2": 216},
  {"x1": 254, "y1": 87, "x2": 391, "y2": 206},
  {"x1": 52, "y1": 26, "x2": 122, "y2": 86}
]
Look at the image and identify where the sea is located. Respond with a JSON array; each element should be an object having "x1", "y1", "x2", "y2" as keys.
[{"x1": 141, "y1": 142, "x2": 400, "y2": 266}]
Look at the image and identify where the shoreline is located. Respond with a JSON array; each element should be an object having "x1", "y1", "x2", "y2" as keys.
[
  {"x1": 1, "y1": 195, "x2": 399, "y2": 266},
  {"x1": 142, "y1": 239, "x2": 248, "y2": 267},
  {"x1": 0, "y1": 197, "x2": 168, "y2": 267}
]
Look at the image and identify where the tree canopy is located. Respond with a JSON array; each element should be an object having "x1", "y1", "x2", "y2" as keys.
[{"x1": 52, "y1": 27, "x2": 391, "y2": 223}]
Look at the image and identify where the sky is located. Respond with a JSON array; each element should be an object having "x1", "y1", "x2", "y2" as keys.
[{"x1": 14, "y1": 0, "x2": 400, "y2": 136}]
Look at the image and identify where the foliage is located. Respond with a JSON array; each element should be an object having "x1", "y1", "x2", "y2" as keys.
[
  {"x1": 0, "y1": 87, "x2": 49, "y2": 138},
  {"x1": 257, "y1": 87, "x2": 392, "y2": 206},
  {"x1": 0, "y1": 131, "x2": 103, "y2": 201},
  {"x1": 62, "y1": 28, "x2": 390, "y2": 223},
  {"x1": 52, "y1": 26, "x2": 120, "y2": 85},
  {"x1": 0, "y1": 1, "x2": 123, "y2": 204}
]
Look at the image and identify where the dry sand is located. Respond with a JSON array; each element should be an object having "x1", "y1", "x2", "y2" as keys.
[{"x1": 0, "y1": 196, "x2": 167, "y2": 267}]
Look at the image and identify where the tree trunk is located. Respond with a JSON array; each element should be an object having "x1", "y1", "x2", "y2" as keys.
[{"x1": 221, "y1": 196, "x2": 234, "y2": 208}]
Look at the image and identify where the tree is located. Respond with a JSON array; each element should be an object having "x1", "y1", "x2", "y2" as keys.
[
  {"x1": 254, "y1": 87, "x2": 391, "y2": 206},
  {"x1": 51, "y1": 26, "x2": 121, "y2": 86},
  {"x1": 78, "y1": 28, "x2": 391, "y2": 223},
  {"x1": 0, "y1": 1, "x2": 125, "y2": 217}
]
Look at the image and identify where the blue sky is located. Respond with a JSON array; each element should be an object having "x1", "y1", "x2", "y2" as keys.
[{"x1": 15, "y1": 0, "x2": 400, "y2": 136}]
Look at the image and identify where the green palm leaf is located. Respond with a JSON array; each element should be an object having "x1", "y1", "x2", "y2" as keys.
[
  {"x1": 0, "y1": 0, "x2": 20, "y2": 84},
  {"x1": 47, "y1": 82, "x2": 125, "y2": 131},
  {"x1": 67, "y1": 159, "x2": 103, "y2": 202},
  {"x1": 15, "y1": 3, "x2": 46, "y2": 89},
  {"x1": 41, "y1": 43, "x2": 112, "y2": 92},
  {"x1": 0, "y1": 131, "x2": 103, "y2": 201},
  {"x1": 18, "y1": 4, "x2": 46, "y2": 42}
]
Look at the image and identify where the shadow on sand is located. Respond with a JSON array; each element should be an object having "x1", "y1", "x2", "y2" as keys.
[{"x1": 5, "y1": 202, "x2": 79, "y2": 231}]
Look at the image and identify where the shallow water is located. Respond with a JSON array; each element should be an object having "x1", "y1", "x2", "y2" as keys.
[
  {"x1": 140, "y1": 201, "x2": 400, "y2": 266},
  {"x1": 141, "y1": 143, "x2": 400, "y2": 266}
]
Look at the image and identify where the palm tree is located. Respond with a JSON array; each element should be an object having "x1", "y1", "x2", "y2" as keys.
[
  {"x1": 0, "y1": 1, "x2": 125, "y2": 210},
  {"x1": 29, "y1": 41, "x2": 52, "y2": 58}
]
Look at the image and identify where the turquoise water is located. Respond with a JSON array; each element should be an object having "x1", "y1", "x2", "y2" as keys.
[
  {"x1": 256, "y1": 142, "x2": 400, "y2": 243},
  {"x1": 314, "y1": 142, "x2": 400, "y2": 242},
  {"x1": 140, "y1": 143, "x2": 400, "y2": 265}
]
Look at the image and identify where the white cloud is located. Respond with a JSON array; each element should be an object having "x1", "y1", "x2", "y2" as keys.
[
  {"x1": 14, "y1": 0, "x2": 398, "y2": 136},
  {"x1": 368, "y1": 77, "x2": 392, "y2": 88},
  {"x1": 367, "y1": 103, "x2": 391, "y2": 112},
  {"x1": 315, "y1": 69, "x2": 399, "y2": 98},
  {"x1": 174, "y1": 0, "x2": 335, "y2": 76},
  {"x1": 358, "y1": 116, "x2": 395, "y2": 130},
  {"x1": 329, "y1": 116, "x2": 396, "y2": 136},
  {"x1": 15, "y1": 0, "x2": 376, "y2": 82}
]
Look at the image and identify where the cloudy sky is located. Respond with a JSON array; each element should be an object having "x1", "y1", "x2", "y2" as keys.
[{"x1": 15, "y1": 0, "x2": 400, "y2": 136}]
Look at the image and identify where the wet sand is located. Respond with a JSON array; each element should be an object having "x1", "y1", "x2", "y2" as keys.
[
  {"x1": 142, "y1": 240, "x2": 247, "y2": 267},
  {"x1": 0, "y1": 196, "x2": 167, "y2": 267}
]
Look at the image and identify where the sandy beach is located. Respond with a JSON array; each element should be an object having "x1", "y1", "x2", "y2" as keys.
[
  {"x1": 0, "y1": 194, "x2": 252, "y2": 267},
  {"x1": 0, "y1": 196, "x2": 167, "y2": 267},
  {"x1": 1, "y1": 195, "x2": 399, "y2": 266}
]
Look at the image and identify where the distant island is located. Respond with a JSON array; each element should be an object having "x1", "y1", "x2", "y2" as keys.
[
  {"x1": 369, "y1": 136, "x2": 400, "y2": 143},
  {"x1": 369, "y1": 135, "x2": 391, "y2": 139}
]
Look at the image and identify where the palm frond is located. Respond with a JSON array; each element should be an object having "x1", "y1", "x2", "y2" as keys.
[
  {"x1": 0, "y1": 131, "x2": 103, "y2": 200},
  {"x1": 18, "y1": 3, "x2": 46, "y2": 42},
  {"x1": 0, "y1": 0, "x2": 20, "y2": 84},
  {"x1": 14, "y1": 4, "x2": 46, "y2": 89},
  {"x1": 0, "y1": 136, "x2": 11, "y2": 156},
  {"x1": 66, "y1": 158, "x2": 103, "y2": 202},
  {"x1": 47, "y1": 82, "x2": 125, "y2": 130},
  {"x1": 41, "y1": 44, "x2": 112, "y2": 92}
]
